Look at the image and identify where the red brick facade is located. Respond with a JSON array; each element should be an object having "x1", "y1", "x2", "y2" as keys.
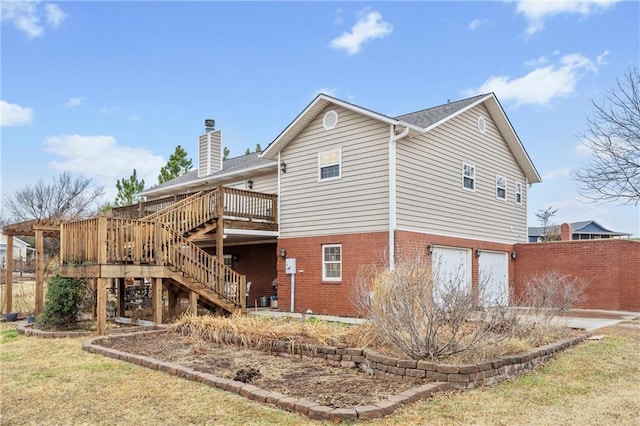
[
  {"x1": 513, "y1": 240, "x2": 640, "y2": 311},
  {"x1": 276, "y1": 232, "x2": 389, "y2": 316},
  {"x1": 276, "y1": 231, "x2": 516, "y2": 316},
  {"x1": 274, "y1": 232, "x2": 640, "y2": 316},
  {"x1": 206, "y1": 243, "x2": 278, "y2": 307}
]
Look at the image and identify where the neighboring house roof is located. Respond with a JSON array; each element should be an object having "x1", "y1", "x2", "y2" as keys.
[
  {"x1": 528, "y1": 221, "x2": 630, "y2": 238},
  {"x1": 141, "y1": 153, "x2": 277, "y2": 196},
  {"x1": 261, "y1": 93, "x2": 541, "y2": 184}
]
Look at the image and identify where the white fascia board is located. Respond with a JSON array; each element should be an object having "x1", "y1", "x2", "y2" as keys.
[
  {"x1": 140, "y1": 162, "x2": 277, "y2": 197},
  {"x1": 224, "y1": 229, "x2": 279, "y2": 237}
]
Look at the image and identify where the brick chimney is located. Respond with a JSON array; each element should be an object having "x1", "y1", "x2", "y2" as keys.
[
  {"x1": 198, "y1": 122, "x2": 222, "y2": 178},
  {"x1": 560, "y1": 223, "x2": 572, "y2": 241}
]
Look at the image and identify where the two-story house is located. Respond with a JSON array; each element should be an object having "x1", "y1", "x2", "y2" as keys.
[{"x1": 137, "y1": 92, "x2": 540, "y2": 316}]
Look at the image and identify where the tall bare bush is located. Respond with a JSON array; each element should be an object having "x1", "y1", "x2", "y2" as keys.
[
  {"x1": 520, "y1": 271, "x2": 589, "y2": 325},
  {"x1": 352, "y1": 254, "x2": 518, "y2": 360}
]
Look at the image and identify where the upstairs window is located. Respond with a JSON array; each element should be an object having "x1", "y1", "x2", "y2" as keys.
[
  {"x1": 322, "y1": 244, "x2": 342, "y2": 281},
  {"x1": 515, "y1": 181, "x2": 523, "y2": 204},
  {"x1": 319, "y1": 149, "x2": 341, "y2": 181},
  {"x1": 462, "y1": 162, "x2": 475, "y2": 191},
  {"x1": 496, "y1": 175, "x2": 507, "y2": 200}
]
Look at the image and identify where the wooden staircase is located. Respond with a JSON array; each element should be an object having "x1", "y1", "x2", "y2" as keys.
[{"x1": 59, "y1": 186, "x2": 277, "y2": 315}]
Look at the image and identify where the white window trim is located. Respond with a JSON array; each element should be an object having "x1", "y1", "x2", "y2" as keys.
[
  {"x1": 318, "y1": 148, "x2": 342, "y2": 182},
  {"x1": 496, "y1": 175, "x2": 507, "y2": 201},
  {"x1": 515, "y1": 181, "x2": 523, "y2": 205},
  {"x1": 462, "y1": 162, "x2": 476, "y2": 192},
  {"x1": 322, "y1": 244, "x2": 342, "y2": 282}
]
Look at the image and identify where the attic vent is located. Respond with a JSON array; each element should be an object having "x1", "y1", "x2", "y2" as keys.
[
  {"x1": 323, "y1": 110, "x2": 338, "y2": 130},
  {"x1": 477, "y1": 116, "x2": 486, "y2": 134}
]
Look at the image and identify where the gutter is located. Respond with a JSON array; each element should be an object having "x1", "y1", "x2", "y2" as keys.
[
  {"x1": 388, "y1": 125, "x2": 411, "y2": 270},
  {"x1": 140, "y1": 162, "x2": 277, "y2": 197}
]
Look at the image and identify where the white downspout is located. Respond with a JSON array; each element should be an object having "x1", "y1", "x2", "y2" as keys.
[{"x1": 389, "y1": 124, "x2": 410, "y2": 270}]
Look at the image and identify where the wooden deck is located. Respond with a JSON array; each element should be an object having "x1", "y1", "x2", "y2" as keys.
[{"x1": 55, "y1": 186, "x2": 277, "y2": 333}]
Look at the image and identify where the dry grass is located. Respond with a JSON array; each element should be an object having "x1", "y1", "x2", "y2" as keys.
[
  {"x1": 1, "y1": 280, "x2": 40, "y2": 315},
  {"x1": 172, "y1": 313, "x2": 379, "y2": 351},
  {"x1": 1, "y1": 319, "x2": 638, "y2": 425}
]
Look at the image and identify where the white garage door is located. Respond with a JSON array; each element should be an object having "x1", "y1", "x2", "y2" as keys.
[
  {"x1": 432, "y1": 247, "x2": 472, "y2": 302},
  {"x1": 478, "y1": 251, "x2": 509, "y2": 306}
]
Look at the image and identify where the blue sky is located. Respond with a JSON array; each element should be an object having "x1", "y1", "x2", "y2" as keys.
[{"x1": 1, "y1": 0, "x2": 639, "y2": 236}]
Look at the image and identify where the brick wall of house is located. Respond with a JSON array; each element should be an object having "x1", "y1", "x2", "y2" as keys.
[
  {"x1": 276, "y1": 232, "x2": 389, "y2": 316},
  {"x1": 513, "y1": 240, "x2": 640, "y2": 311},
  {"x1": 205, "y1": 243, "x2": 278, "y2": 307},
  {"x1": 276, "y1": 231, "x2": 517, "y2": 316}
]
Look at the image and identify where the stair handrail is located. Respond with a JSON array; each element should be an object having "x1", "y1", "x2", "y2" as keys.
[
  {"x1": 160, "y1": 223, "x2": 245, "y2": 308},
  {"x1": 146, "y1": 188, "x2": 218, "y2": 237},
  {"x1": 143, "y1": 189, "x2": 213, "y2": 220}
]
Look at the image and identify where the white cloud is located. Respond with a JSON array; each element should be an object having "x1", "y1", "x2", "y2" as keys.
[
  {"x1": 44, "y1": 3, "x2": 66, "y2": 27},
  {"x1": 464, "y1": 52, "x2": 598, "y2": 106},
  {"x1": 542, "y1": 168, "x2": 571, "y2": 181},
  {"x1": 524, "y1": 55, "x2": 550, "y2": 67},
  {"x1": 0, "y1": 100, "x2": 34, "y2": 126},
  {"x1": 44, "y1": 134, "x2": 166, "y2": 200},
  {"x1": 329, "y1": 9, "x2": 393, "y2": 55},
  {"x1": 313, "y1": 87, "x2": 338, "y2": 98},
  {"x1": 515, "y1": 0, "x2": 620, "y2": 36},
  {"x1": 334, "y1": 8, "x2": 344, "y2": 25},
  {"x1": 575, "y1": 140, "x2": 593, "y2": 156},
  {"x1": 469, "y1": 18, "x2": 487, "y2": 31},
  {"x1": 596, "y1": 50, "x2": 610, "y2": 65},
  {"x1": 0, "y1": 1, "x2": 66, "y2": 39},
  {"x1": 65, "y1": 97, "x2": 83, "y2": 108}
]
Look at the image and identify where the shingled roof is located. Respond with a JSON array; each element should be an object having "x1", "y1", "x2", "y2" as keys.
[
  {"x1": 395, "y1": 94, "x2": 488, "y2": 128},
  {"x1": 141, "y1": 152, "x2": 276, "y2": 195}
]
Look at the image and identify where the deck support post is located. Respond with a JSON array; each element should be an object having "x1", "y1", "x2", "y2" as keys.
[
  {"x1": 96, "y1": 278, "x2": 107, "y2": 334},
  {"x1": 189, "y1": 291, "x2": 198, "y2": 316},
  {"x1": 116, "y1": 278, "x2": 125, "y2": 317},
  {"x1": 168, "y1": 287, "x2": 178, "y2": 315},
  {"x1": 35, "y1": 229, "x2": 45, "y2": 314},
  {"x1": 216, "y1": 185, "x2": 225, "y2": 293},
  {"x1": 152, "y1": 278, "x2": 163, "y2": 324},
  {"x1": 4, "y1": 235, "x2": 13, "y2": 313}
]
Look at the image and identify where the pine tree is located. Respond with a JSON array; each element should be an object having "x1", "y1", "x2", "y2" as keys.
[
  {"x1": 255, "y1": 143, "x2": 262, "y2": 153},
  {"x1": 114, "y1": 169, "x2": 145, "y2": 206},
  {"x1": 158, "y1": 145, "x2": 193, "y2": 184},
  {"x1": 223, "y1": 147, "x2": 230, "y2": 160}
]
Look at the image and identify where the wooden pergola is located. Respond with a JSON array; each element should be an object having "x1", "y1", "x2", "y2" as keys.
[{"x1": 2, "y1": 218, "x2": 62, "y2": 314}]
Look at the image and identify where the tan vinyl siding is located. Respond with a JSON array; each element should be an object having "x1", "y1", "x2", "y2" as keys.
[
  {"x1": 250, "y1": 170, "x2": 277, "y2": 194},
  {"x1": 198, "y1": 130, "x2": 222, "y2": 177},
  {"x1": 280, "y1": 106, "x2": 389, "y2": 238},
  {"x1": 397, "y1": 104, "x2": 528, "y2": 243}
]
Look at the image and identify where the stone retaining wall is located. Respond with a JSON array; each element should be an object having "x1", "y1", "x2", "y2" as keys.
[
  {"x1": 83, "y1": 329, "x2": 589, "y2": 421},
  {"x1": 16, "y1": 322, "x2": 159, "y2": 338}
]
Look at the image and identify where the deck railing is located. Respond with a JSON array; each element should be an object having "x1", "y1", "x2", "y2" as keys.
[
  {"x1": 60, "y1": 216, "x2": 246, "y2": 308},
  {"x1": 111, "y1": 191, "x2": 199, "y2": 219}
]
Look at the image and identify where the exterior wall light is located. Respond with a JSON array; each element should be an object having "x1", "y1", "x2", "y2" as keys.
[
  {"x1": 280, "y1": 248, "x2": 287, "y2": 259},
  {"x1": 511, "y1": 251, "x2": 517, "y2": 260},
  {"x1": 247, "y1": 179, "x2": 253, "y2": 189},
  {"x1": 280, "y1": 161, "x2": 287, "y2": 173},
  {"x1": 475, "y1": 249, "x2": 481, "y2": 259},
  {"x1": 427, "y1": 243, "x2": 433, "y2": 256}
]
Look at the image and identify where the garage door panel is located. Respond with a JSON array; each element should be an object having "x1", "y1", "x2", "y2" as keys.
[
  {"x1": 478, "y1": 251, "x2": 508, "y2": 306},
  {"x1": 432, "y1": 247, "x2": 472, "y2": 302}
]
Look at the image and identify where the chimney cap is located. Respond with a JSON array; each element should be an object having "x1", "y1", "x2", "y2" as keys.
[{"x1": 204, "y1": 119, "x2": 215, "y2": 132}]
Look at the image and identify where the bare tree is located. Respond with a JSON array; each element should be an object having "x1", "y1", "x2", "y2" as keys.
[
  {"x1": 573, "y1": 68, "x2": 640, "y2": 204},
  {"x1": 3, "y1": 171, "x2": 104, "y2": 222},
  {"x1": 535, "y1": 206, "x2": 559, "y2": 242}
]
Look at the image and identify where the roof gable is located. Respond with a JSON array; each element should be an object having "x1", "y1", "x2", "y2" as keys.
[{"x1": 261, "y1": 93, "x2": 541, "y2": 184}]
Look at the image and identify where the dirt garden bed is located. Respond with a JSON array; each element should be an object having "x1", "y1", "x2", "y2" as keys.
[{"x1": 100, "y1": 331, "x2": 423, "y2": 409}]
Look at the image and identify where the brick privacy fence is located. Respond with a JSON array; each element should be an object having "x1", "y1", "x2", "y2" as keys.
[
  {"x1": 513, "y1": 239, "x2": 640, "y2": 312},
  {"x1": 85, "y1": 329, "x2": 589, "y2": 421}
]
